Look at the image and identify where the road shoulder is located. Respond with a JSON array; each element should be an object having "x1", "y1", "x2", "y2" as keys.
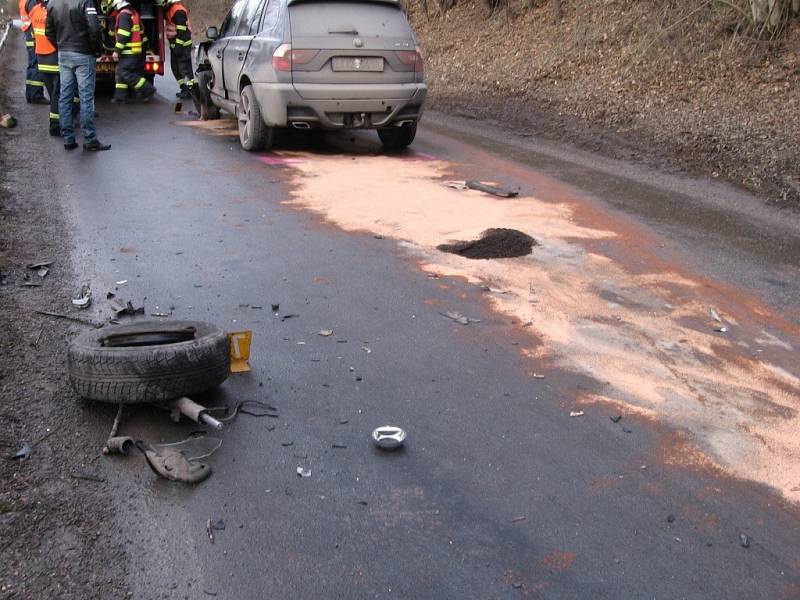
[{"x1": 0, "y1": 31, "x2": 130, "y2": 598}]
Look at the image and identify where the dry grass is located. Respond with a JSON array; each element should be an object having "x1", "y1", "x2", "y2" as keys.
[{"x1": 413, "y1": 0, "x2": 800, "y2": 203}]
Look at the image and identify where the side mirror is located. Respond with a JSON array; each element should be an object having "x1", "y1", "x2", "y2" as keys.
[{"x1": 206, "y1": 26, "x2": 219, "y2": 40}]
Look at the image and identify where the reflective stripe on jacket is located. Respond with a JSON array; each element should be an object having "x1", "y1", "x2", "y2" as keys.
[
  {"x1": 115, "y1": 7, "x2": 143, "y2": 55},
  {"x1": 165, "y1": 3, "x2": 191, "y2": 48}
]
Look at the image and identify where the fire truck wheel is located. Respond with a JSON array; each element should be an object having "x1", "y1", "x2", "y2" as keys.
[{"x1": 67, "y1": 320, "x2": 231, "y2": 404}]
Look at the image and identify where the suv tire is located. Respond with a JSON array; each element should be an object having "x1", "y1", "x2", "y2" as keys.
[
  {"x1": 67, "y1": 320, "x2": 230, "y2": 404},
  {"x1": 378, "y1": 123, "x2": 417, "y2": 150},
  {"x1": 238, "y1": 85, "x2": 274, "y2": 151}
]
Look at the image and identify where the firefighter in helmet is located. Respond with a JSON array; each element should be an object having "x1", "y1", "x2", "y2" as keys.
[
  {"x1": 109, "y1": 0, "x2": 156, "y2": 103},
  {"x1": 160, "y1": 0, "x2": 194, "y2": 99}
]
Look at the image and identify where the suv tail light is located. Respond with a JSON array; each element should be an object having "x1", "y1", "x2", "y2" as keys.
[
  {"x1": 396, "y1": 46, "x2": 424, "y2": 73},
  {"x1": 272, "y1": 44, "x2": 319, "y2": 72}
]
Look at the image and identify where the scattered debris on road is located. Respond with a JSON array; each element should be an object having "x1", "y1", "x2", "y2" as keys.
[
  {"x1": 108, "y1": 298, "x2": 145, "y2": 316},
  {"x1": 319, "y1": 329, "x2": 333, "y2": 337},
  {"x1": 372, "y1": 426, "x2": 407, "y2": 450},
  {"x1": 709, "y1": 306, "x2": 728, "y2": 333},
  {"x1": 35, "y1": 309, "x2": 98, "y2": 326},
  {"x1": 296, "y1": 466, "x2": 312, "y2": 477},
  {"x1": 438, "y1": 228, "x2": 537, "y2": 260},
  {"x1": 739, "y1": 534, "x2": 750, "y2": 548},
  {"x1": 441, "y1": 311, "x2": 481, "y2": 325},
  {"x1": 0, "y1": 113, "x2": 16, "y2": 128},
  {"x1": 69, "y1": 468, "x2": 106, "y2": 483},
  {"x1": 27, "y1": 260, "x2": 52, "y2": 270},
  {"x1": 444, "y1": 180, "x2": 520, "y2": 198},
  {"x1": 206, "y1": 519, "x2": 215, "y2": 543},
  {"x1": 512, "y1": 516, "x2": 527, "y2": 523},
  {"x1": 9, "y1": 444, "x2": 33, "y2": 460},
  {"x1": 138, "y1": 440, "x2": 213, "y2": 483},
  {"x1": 569, "y1": 411, "x2": 585, "y2": 417},
  {"x1": 610, "y1": 415, "x2": 623, "y2": 423},
  {"x1": 466, "y1": 180, "x2": 519, "y2": 198},
  {"x1": 444, "y1": 180, "x2": 468, "y2": 190},
  {"x1": 72, "y1": 284, "x2": 92, "y2": 309},
  {"x1": 27, "y1": 260, "x2": 51, "y2": 279}
]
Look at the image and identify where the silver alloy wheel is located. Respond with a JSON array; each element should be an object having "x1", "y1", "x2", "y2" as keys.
[{"x1": 238, "y1": 92, "x2": 252, "y2": 147}]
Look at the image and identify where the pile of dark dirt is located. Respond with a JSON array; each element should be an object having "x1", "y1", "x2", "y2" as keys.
[{"x1": 438, "y1": 228, "x2": 537, "y2": 259}]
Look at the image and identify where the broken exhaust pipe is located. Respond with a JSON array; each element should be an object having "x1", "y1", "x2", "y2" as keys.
[
  {"x1": 104, "y1": 436, "x2": 135, "y2": 455},
  {"x1": 168, "y1": 397, "x2": 224, "y2": 430}
]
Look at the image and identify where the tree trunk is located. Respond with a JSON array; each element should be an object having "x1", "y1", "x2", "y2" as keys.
[
  {"x1": 750, "y1": 0, "x2": 787, "y2": 33},
  {"x1": 551, "y1": 0, "x2": 562, "y2": 24}
]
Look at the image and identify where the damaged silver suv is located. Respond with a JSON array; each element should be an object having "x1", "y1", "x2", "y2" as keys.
[{"x1": 193, "y1": 0, "x2": 427, "y2": 151}]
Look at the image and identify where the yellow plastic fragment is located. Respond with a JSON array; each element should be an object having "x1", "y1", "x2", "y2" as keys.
[{"x1": 228, "y1": 330, "x2": 252, "y2": 373}]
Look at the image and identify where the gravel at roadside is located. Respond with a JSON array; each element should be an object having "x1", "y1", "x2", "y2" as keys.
[{"x1": 0, "y1": 32, "x2": 130, "y2": 600}]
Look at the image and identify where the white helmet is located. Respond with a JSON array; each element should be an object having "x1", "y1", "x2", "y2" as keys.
[{"x1": 111, "y1": 0, "x2": 130, "y2": 10}]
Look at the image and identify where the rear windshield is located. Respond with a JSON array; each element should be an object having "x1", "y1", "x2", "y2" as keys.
[{"x1": 289, "y1": 1, "x2": 412, "y2": 38}]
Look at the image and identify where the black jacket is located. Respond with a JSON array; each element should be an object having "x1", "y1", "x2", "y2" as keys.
[{"x1": 45, "y1": 0, "x2": 101, "y2": 56}]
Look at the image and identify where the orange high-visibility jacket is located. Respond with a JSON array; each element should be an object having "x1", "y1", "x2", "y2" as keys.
[
  {"x1": 18, "y1": 0, "x2": 32, "y2": 32},
  {"x1": 29, "y1": 2, "x2": 57, "y2": 56}
]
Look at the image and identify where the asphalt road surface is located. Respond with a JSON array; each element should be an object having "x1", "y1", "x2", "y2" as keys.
[{"x1": 4, "y1": 34, "x2": 800, "y2": 599}]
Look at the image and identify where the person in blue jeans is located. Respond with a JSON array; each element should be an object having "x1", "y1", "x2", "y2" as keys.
[{"x1": 45, "y1": 0, "x2": 110, "y2": 151}]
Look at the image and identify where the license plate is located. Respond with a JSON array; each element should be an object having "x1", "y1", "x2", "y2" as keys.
[{"x1": 331, "y1": 57, "x2": 383, "y2": 72}]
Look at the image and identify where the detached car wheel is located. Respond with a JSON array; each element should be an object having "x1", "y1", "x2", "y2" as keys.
[
  {"x1": 67, "y1": 320, "x2": 230, "y2": 404},
  {"x1": 378, "y1": 123, "x2": 417, "y2": 150},
  {"x1": 194, "y1": 70, "x2": 220, "y2": 121},
  {"x1": 238, "y1": 85, "x2": 274, "y2": 151}
]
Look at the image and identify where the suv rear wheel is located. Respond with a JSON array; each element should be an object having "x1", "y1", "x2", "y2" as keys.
[
  {"x1": 238, "y1": 85, "x2": 274, "y2": 151},
  {"x1": 378, "y1": 123, "x2": 417, "y2": 150}
]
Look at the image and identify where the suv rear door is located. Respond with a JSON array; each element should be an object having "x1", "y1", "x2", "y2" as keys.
[{"x1": 288, "y1": 0, "x2": 419, "y2": 100}]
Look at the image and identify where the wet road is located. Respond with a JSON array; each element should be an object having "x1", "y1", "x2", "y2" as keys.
[{"x1": 6, "y1": 40, "x2": 800, "y2": 599}]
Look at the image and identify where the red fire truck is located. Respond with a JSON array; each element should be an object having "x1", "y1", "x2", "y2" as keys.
[{"x1": 96, "y1": 0, "x2": 166, "y2": 82}]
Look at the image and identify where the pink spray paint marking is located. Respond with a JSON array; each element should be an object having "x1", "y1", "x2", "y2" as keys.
[{"x1": 257, "y1": 154, "x2": 306, "y2": 166}]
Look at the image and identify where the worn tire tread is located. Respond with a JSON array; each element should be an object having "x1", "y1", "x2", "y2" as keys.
[{"x1": 67, "y1": 320, "x2": 230, "y2": 404}]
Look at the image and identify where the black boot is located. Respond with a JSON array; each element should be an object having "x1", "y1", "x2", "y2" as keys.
[{"x1": 83, "y1": 139, "x2": 111, "y2": 151}]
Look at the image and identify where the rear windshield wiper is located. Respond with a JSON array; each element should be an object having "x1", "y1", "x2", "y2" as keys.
[{"x1": 328, "y1": 27, "x2": 359, "y2": 34}]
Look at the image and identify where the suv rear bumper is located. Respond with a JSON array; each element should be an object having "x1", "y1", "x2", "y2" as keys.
[{"x1": 251, "y1": 82, "x2": 427, "y2": 129}]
